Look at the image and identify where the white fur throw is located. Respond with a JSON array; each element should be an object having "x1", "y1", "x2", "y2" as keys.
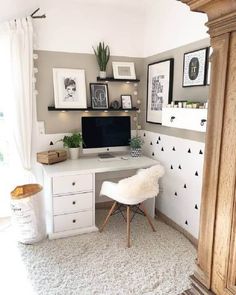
[{"x1": 117, "y1": 164, "x2": 165, "y2": 199}]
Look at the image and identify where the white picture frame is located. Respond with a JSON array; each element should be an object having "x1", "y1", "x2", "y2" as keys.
[
  {"x1": 121, "y1": 95, "x2": 132, "y2": 109},
  {"x1": 112, "y1": 62, "x2": 136, "y2": 80},
  {"x1": 53, "y1": 68, "x2": 87, "y2": 109}
]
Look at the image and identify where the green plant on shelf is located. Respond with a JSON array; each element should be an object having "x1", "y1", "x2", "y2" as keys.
[{"x1": 93, "y1": 42, "x2": 110, "y2": 71}]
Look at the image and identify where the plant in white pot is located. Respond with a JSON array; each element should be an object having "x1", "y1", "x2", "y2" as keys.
[
  {"x1": 61, "y1": 132, "x2": 83, "y2": 160},
  {"x1": 129, "y1": 136, "x2": 144, "y2": 157},
  {"x1": 93, "y1": 42, "x2": 110, "y2": 79}
]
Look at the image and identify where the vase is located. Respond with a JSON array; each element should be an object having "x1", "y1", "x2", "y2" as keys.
[
  {"x1": 99, "y1": 71, "x2": 106, "y2": 79},
  {"x1": 130, "y1": 148, "x2": 142, "y2": 157},
  {"x1": 69, "y1": 148, "x2": 80, "y2": 160}
]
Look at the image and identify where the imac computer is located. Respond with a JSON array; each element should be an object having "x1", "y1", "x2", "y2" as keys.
[{"x1": 82, "y1": 116, "x2": 131, "y2": 156}]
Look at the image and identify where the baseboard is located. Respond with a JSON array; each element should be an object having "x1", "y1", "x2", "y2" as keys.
[
  {"x1": 181, "y1": 275, "x2": 215, "y2": 295},
  {"x1": 156, "y1": 209, "x2": 198, "y2": 248},
  {"x1": 95, "y1": 201, "x2": 114, "y2": 209}
]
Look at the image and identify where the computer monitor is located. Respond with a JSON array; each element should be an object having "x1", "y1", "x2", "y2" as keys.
[{"x1": 82, "y1": 116, "x2": 131, "y2": 154}]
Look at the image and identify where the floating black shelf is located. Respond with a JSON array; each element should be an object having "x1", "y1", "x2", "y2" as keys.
[
  {"x1": 96, "y1": 77, "x2": 140, "y2": 83},
  {"x1": 48, "y1": 106, "x2": 139, "y2": 112}
]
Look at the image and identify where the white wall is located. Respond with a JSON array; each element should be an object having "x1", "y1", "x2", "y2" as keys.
[
  {"x1": 34, "y1": 0, "x2": 147, "y2": 57},
  {"x1": 1, "y1": 0, "x2": 208, "y2": 58},
  {"x1": 143, "y1": 0, "x2": 208, "y2": 57}
]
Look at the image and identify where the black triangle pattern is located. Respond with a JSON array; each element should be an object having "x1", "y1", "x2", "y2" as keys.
[
  {"x1": 199, "y1": 150, "x2": 203, "y2": 155},
  {"x1": 195, "y1": 171, "x2": 199, "y2": 176},
  {"x1": 188, "y1": 148, "x2": 191, "y2": 153},
  {"x1": 174, "y1": 192, "x2": 177, "y2": 196},
  {"x1": 156, "y1": 141, "x2": 159, "y2": 144},
  {"x1": 172, "y1": 147, "x2": 176, "y2": 151},
  {"x1": 158, "y1": 136, "x2": 161, "y2": 141},
  {"x1": 143, "y1": 133, "x2": 146, "y2": 137},
  {"x1": 152, "y1": 152, "x2": 155, "y2": 156},
  {"x1": 195, "y1": 204, "x2": 198, "y2": 210},
  {"x1": 150, "y1": 142, "x2": 153, "y2": 145},
  {"x1": 185, "y1": 220, "x2": 188, "y2": 225},
  {"x1": 50, "y1": 141, "x2": 54, "y2": 145},
  {"x1": 170, "y1": 165, "x2": 173, "y2": 170},
  {"x1": 184, "y1": 184, "x2": 187, "y2": 189},
  {"x1": 161, "y1": 147, "x2": 164, "y2": 151},
  {"x1": 178, "y1": 165, "x2": 182, "y2": 170}
]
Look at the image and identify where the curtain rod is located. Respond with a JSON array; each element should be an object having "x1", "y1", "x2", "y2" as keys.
[{"x1": 30, "y1": 8, "x2": 46, "y2": 19}]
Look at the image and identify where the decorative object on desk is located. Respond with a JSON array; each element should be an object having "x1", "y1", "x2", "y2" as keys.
[
  {"x1": 146, "y1": 59, "x2": 174, "y2": 124},
  {"x1": 60, "y1": 132, "x2": 83, "y2": 160},
  {"x1": 110, "y1": 100, "x2": 120, "y2": 110},
  {"x1": 121, "y1": 95, "x2": 132, "y2": 109},
  {"x1": 90, "y1": 83, "x2": 109, "y2": 109},
  {"x1": 112, "y1": 62, "x2": 136, "y2": 80},
  {"x1": 53, "y1": 68, "x2": 87, "y2": 109},
  {"x1": 183, "y1": 48, "x2": 208, "y2": 87},
  {"x1": 37, "y1": 150, "x2": 67, "y2": 165},
  {"x1": 93, "y1": 42, "x2": 110, "y2": 79},
  {"x1": 129, "y1": 136, "x2": 144, "y2": 157}
]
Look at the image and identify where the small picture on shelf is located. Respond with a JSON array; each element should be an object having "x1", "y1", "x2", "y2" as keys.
[
  {"x1": 90, "y1": 83, "x2": 109, "y2": 109},
  {"x1": 112, "y1": 62, "x2": 136, "y2": 80},
  {"x1": 121, "y1": 95, "x2": 132, "y2": 109}
]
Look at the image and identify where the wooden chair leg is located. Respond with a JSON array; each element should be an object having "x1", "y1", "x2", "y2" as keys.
[
  {"x1": 99, "y1": 201, "x2": 117, "y2": 233},
  {"x1": 141, "y1": 205, "x2": 156, "y2": 232},
  {"x1": 127, "y1": 205, "x2": 131, "y2": 248}
]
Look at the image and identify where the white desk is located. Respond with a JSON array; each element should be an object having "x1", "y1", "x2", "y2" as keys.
[{"x1": 42, "y1": 156, "x2": 158, "y2": 239}]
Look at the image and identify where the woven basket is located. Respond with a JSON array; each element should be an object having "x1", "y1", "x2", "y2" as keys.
[{"x1": 130, "y1": 148, "x2": 142, "y2": 157}]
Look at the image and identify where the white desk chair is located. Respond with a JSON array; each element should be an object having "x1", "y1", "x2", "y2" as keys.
[{"x1": 99, "y1": 164, "x2": 164, "y2": 247}]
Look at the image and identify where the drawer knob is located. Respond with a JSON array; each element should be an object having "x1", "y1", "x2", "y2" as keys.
[
  {"x1": 200, "y1": 119, "x2": 207, "y2": 126},
  {"x1": 72, "y1": 201, "x2": 76, "y2": 205},
  {"x1": 72, "y1": 182, "x2": 76, "y2": 186},
  {"x1": 170, "y1": 116, "x2": 176, "y2": 122},
  {"x1": 72, "y1": 219, "x2": 76, "y2": 223}
]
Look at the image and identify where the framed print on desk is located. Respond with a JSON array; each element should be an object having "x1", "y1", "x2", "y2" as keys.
[
  {"x1": 90, "y1": 83, "x2": 109, "y2": 109},
  {"x1": 146, "y1": 58, "x2": 174, "y2": 124},
  {"x1": 121, "y1": 95, "x2": 132, "y2": 109},
  {"x1": 53, "y1": 68, "x2": 87, "y2": 109}
]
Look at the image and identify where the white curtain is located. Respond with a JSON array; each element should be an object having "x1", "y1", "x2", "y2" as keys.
[{"x1": 0, "y1": 17, "x2": 35, "y2": 216}]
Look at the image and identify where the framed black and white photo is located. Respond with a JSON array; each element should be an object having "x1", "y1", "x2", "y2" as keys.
[
  {"x1": 112, "y1": 62, "x2": 136, "y2": 80},
  {"x1": 121, "y1": 95, "x2": 132, "y2": 109},
  {"x1": 146, "y1": 59, "x2": 174, "y2": 124},
  {"x1": 90, "y1": 83, "x2": 109, "y2": 109},
  {"x1": 53, "y1": 68, "x2": 87, "y2": 109},
  {"x1": 183, "y1": 48, "x2": 208, "y2": 87}
]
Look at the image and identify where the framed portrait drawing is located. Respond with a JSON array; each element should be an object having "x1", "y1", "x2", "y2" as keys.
[
  {"x1": 182, "y1": 48, "x2": 208, "y2": 87},
  {"x1": 121, "y1": 95, "x2": 132, "y2": 109},
  {"x1": 90, "y1": 83, "x2": 109, "y2": 109},
  {"x1": 53, "y1": 68, "x2": 87, "y2": 109},
  {"x1": 146, "y1": 59, "x2": 174, "y2": 124},
  {"x1": 112, "y1": 62, "x2": 136, "y2": 80}
]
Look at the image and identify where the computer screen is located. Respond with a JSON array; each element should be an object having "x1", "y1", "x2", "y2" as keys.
[{"x1": 82, "y1": 116, "x2": 131, "y2": 152}]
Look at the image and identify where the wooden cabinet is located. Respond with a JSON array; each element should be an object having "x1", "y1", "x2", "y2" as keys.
[
  {"x1": 44, "y1": 172, "x2": 97, "y2": 239},
  {"x1": 162, "y1": 108, "x2": 207, "y2": 132},
  {"x1": 180, "y1": 1, "x2": 236, "y2": 295}
]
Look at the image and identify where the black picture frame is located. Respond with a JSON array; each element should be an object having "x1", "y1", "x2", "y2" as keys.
[
  {"x1": 182, "y1": 47, "x2": 209, "y2": 87},
  {"x1": 121, "y1": 95, "x2": 132, "y2": 109},
  {"x1": 146, "y1": 58, "x2": 174, "y2": 125},
  {"x1": 90, "y1": 83, "x2": 109, "y2": 109}
]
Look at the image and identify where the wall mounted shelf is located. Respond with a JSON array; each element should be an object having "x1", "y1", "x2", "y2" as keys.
[
  {"x1": 96, "y1": 77, "x2": 140, "y2": 83},
  {"x1": 48, "y1": 106, "x2": 139, "y2": 112}
]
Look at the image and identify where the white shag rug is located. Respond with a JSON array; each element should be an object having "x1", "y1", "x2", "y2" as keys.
[{"x1": 0, "y1": 210, "x2": 196, "y2": 295}]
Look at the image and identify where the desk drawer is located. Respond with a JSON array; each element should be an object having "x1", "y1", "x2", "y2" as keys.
[
  {"x1": 54, "y1": 211, "x2": 93, "y2": 232},
  {"x1": 52, "y1": 173, "x2": 93, "y2": 195},
  {"x1": 53, "y1": 193, "x2": 92, "y2": 215}
]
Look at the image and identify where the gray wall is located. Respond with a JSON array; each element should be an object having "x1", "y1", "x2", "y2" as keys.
[
  {"x1": 35, "y1": 51, "x2": 144, "y2": 134},
  {"x1": 35, "y1": 38, "x2": 210, "y2": 141},
  {"x1": 142, "y1": 38, "x2": 210, "y2": 143}
]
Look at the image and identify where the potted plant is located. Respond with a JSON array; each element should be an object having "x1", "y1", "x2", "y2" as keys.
[
  {"x1": 129, "y1": 136, "x2": 144, "y2": 157},
  {"x1": 93, "y1": 42, "x2": 110, "y2": 79},
  {"x1": 60, "y1": 132, "x2": 83, "y2": 160}
]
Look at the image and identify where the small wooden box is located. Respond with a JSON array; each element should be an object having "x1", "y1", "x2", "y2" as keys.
[{"x1": 37, "y1": 150, "x2": 67, "y2": 165}]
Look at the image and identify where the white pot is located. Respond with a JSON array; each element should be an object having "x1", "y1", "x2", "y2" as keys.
[
  {"x1": 69, "y1": 148, "x2": 80, "y2": 160},
  {"x1": 99, "y1": 71, "x2": 106, "y2": 79}
]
